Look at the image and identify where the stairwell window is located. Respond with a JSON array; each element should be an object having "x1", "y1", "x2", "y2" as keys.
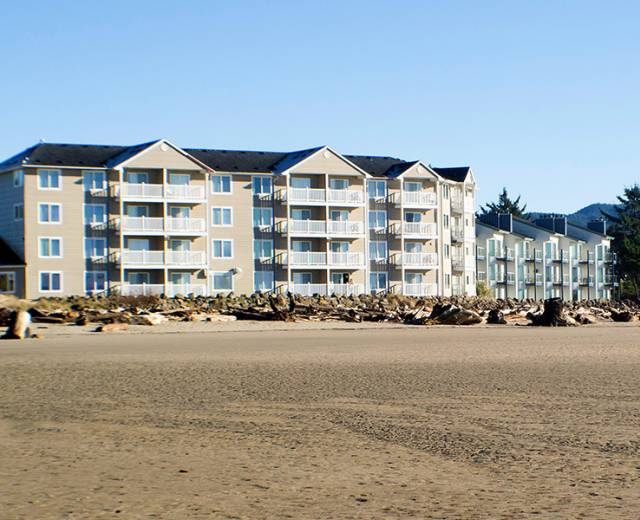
[
  {"x1": 252, "y1": 176, "x2": 272, "y2": 196},
  {"x1": 0, "y1": 272, "x2": 16, "y2": 293},
  {"x1": 39, "y1": 237, "x2": 62, "y2": 258},
  {"x1": 39, "y1": 272, "x2": 62, "y2": 292},
  {"x1": 85, "y1": 271, "x2": 107, "y2": 294},
  {"x1": 369, "y1": 272, "x2": 387, "y2": 293},
  {"x1": 254, "y1": 271, "x2": 274, "y2": 292},
  {"x1": 83, "y1": 171, "x2": 106, "y2": 192},
  {"x1": 253, "y1": 208, "x2": 273, "y2": 228},
  {"x1": 84, "y1": 238, "x2": 107, "y2": 259},
  {"x1": 253, "y1": 239, "x2": 273, "y2": 259},
  {"x1": 13, "y1": 170, "x2": 23, "y2": 188},
  {"x1": 38, "y1": 170, "x2": 61, "y2": 190},
  {"x1": 369, "y1": 241, "x2": 387, "y2": 260},
  {"x1": 14, "y1": 204, "x2": 24, "y2": 221},
  {"x1": 211, "y1": 207, "x2": 232, "y2": 226},
  {"x1": 212, "y1": 240, "x2": 233, "y2": 259},
  {"x1": 367, "y1": 180, "x2": 386, "y2": 199},
  {"x1": 368, "y1": 211, "x2": 386, "y2": 230},
  {"x1": 211, "y1": 175, "x2": 232, "y2": 194},
  {"x1": 38, "y1": 203, "x2": 62, "y2": 224},
  {"x1": 84, "y1": 204, "x2": 107, "y2": 225}
]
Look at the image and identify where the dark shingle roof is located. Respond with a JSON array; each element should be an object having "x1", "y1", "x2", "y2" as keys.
[
  {"x1": 1, "y1": 142, "x2": 471, "y2": 181},
  {"x1": 0, "y1": 238, "x2": 24, "y2": 265},
  {"x1": 433, "y1": 166, "x2": 471, "y2": 182}
]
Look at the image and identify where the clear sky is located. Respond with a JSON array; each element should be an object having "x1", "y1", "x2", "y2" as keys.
[{"x1": 1, "y1": 0, "x2": 638, "y2": 213}]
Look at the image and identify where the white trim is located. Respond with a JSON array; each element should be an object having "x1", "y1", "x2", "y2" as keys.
[
  {"x1": 37, "y1": 202, "x2": 63, "y2": 224},
  {"x1": 83, "y1": 237, "x2": 107, "y2": 259},
  {"x1": 83, "y1": 203, "x2": 108, "y2": 225},
  {"x1": 395, "y1": 161, "x2": 443, "y2": 181},
  {"x1": 211, "y1": 239, "x2": 234, "y2": 259},
  {"x1": 253, "y1": 238, "x2": 274, "y2": 259},
  {"x1": 278, "y1": 146, "x2": 372, "y2": 178},
  {"x1": 38, "y1": 236, "x2": 63, "y2": 258},
  {"x1": 84, "y1": 270, "x2": 108, "y2": 294},
  {"x1": 38, "y1": 271, "x2": 63, "y2": 293},
  {"x1": 37, "y1": 169, "x2": 62, "y2": 191},
  {"x1": 211, "y1": 206, "x2": 233, "y2": 227},
  {"x1": 82, "y1": 170, "x2": 107, "y2": 191},
  {"x1": 13, "y1": 203, "x2": 24, "y2": 221},
  {"x1": 210, "y1": 174, "x2": 233, "y2": 195},
  {"x1": 210, "y1": 270, "x2": 234, "y2": 292},
  {"x1": 0, "y1": 271, "x2": 16, "y2": 294},
  {"x1": 112, "y1": 139, "x2": 213, "y2": 172}
]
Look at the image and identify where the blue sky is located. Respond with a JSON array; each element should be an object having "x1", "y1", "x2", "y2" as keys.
[{"x1": 1, "y1": 0, "x2": 638, "y2": 213}]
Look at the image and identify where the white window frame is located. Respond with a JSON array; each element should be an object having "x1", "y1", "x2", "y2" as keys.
[
  {"x1": 369, "y1": 271, "x2": 388, "y2": 291},
  {"x1": 252, "y1": 176, "x2": 272, "y2": 196},
  {"x1": 211, "y1": 239, "x2": 234, "y2": 259},
  {"x1": 211, "y1": 175, "x2": 232, "y2": 195},
  {"x1": 369, "y1": 240, "x2": 387, "y2": 260},
  {"x1": 38, "y1": 202, "x2": 63, "y2": 224},
  {"x1": 38, "y1": 237, "x2": 63, "y2": 258},
  {"x1": 211, "y1": 271, "x2": 233, "y2": 292},
  {"x1": 211, "y1": 207, "x2": 233, "y2": 227},
  {"x1": 253, "y1": 239, "x2": 274, "y2": 259},
  {"x1": 253, "y1": 271, "x2": 274, "y2": 293},
  {"x1": 13, "y1": 170, "x2": 24, "y2": 188},
  {"x1": 253, "y1": 207, "x2": 273, "y2": 228},
  {"x1": 39, "y1": 271, "x2": 63, "y2": 293},
  {"x1": 38, "y1": 169, "x2": 62, "y2": 191},
  {"x1": 84, "y1": 271, "x2": 108, "y2": 294},
  {"x1": 82, "y1": 170, "x2": 106, "y2": 192},
  {"x1": 84, "y1": 203, "x2": 107, "y2": 225},
  {"x1": 368, "y1": 210, "x2": 387, "y2": 230},
  {"x1": 0, "y1": 272, "x2": 16, "y2": 293},
  {"x1": 367, "y1": 180, "x2": 387, "y2": 199},
  {"x1": 13, "y1": 204, "x2": 24, "y2": 221},
  {"x1": 84, "y1": 238, "x2": 107, "y2": 259}
]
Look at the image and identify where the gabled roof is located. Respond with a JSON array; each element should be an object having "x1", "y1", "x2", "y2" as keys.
[
  {"x1": 0, "y1": 238, "x2": 24, "y2": 266},
  {"x1": 103, "y1": 140, "x2": 160, "y2": 168},
  {"x1": 269, "y1": 146, "x2": 326, "y2": 174},
  {"x1": 475, "y1": 218, "x2": 533, "y2": 240},
  {"x1": 0, "y1": 142, "x2": 129, "y2": 170},
  {"x1": 432, "y1": 166, "x2": 471, "y2": 182},
  {"x1": 185, "y1": 148, "x2": 289, "y2": 173},
  {"x1": 344, "y1": 155, "x2": 407, "y2": 177}
]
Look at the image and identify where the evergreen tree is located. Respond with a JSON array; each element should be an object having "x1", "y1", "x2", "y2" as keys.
[
  {"x1": 603, "y1": 185, "x2": 640, "y2": 297},
  {"x1": 480, "y1": 187, "x2": 528, "y2": 218}
]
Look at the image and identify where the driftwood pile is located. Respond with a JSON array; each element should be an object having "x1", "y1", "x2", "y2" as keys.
[{"x1": 1, "y1": 293, "x2": 640, "y2": 339}]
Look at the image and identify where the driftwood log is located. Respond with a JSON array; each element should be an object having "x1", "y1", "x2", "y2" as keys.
[
  {"x1": 527, "y1": 298, "x2": 576, "y2": 327},
  {"x1": 2, "y1": 310, "x2": 32, "y2": 339}
]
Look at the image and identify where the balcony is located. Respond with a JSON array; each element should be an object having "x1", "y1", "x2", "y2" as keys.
[
  {"x1": 496, "y1": 248, "x2": 515, "y2": 261},
  {"x1": 452, "y1": 256, "x2": 464, "y2": 271},
  {"x1": 284, "y1": 187, "x2": 365, "y2": 205},
  {"x1": 525, "y1": 274, "x2": 543, "y2": 286},
  {"x1": 329, "y1": 252, "x2": 365, "y2": 267},
  {"x1": 289, "y1": 283, "x2": 328, "y2": 296},
  {"x1": 165, "y1": 284, "x2": 207, "y2": 297},
  {"x1": 395, "y1": 252, "x2": 438, "y2": 268},
  {"x1": 279, "y1": 220, "x2": 364, "y2": 236},
  {"x1": 166, "y1": 217, "x2": 206, "y2": 234},
  {"x1": 390, "y1": 191, "x2": 437, "y2": 208},
  {"x1": 404, "y1": 283, "x2": 438, "y2": 297},
  {"x1": 525, "y1": 251, "x2": 543, "y2": 263},
  {"x1": 120, "y1": 284, "x2": 165, "y2": 296},
  {"x1": 327, "y1": 189, "x2": 364, "y2": 205},
  {"x1": 451, "y1": 194, "x2": 464, "y2": 213},
  {"x1": 394, "y1": 222, "x2": 438, "y2": 239},
  {"x1": 120, "y1": 250, "x2": 165, "y2": 266},
  {"x1": 476, "y1": 246, "x2": 486, "y2": 260},
  {"x1": 166, "y1": 251, "x2": 207, "y2": 266},
  {"x1": 288, "y1": 251, "x2": 327, "y2": 267},
  {"x1": 120, "y1": 216, "x2": 164, "y2": 234},
  {"x1": 114, "y1": 183, "x2": 206, "y2": 201},
  {"x1": 451, "y1": 226, "x2": 463, "y2": 242},
  {"x1": 329, "y1": 283, "x2": 364, "y2": 296},
  {"x1": 327, "y1": 220, "x2": 363, "y2": 236}
]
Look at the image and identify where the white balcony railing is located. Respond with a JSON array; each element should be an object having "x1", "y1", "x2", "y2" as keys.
[
  {"x1": 404, "y1": 283, "x2": 438, "y2": 297},
  {"x1": 166, "y1": 251, "x2": 207, "y2": 265},
  {"x1": 452, "y1": 256, "x2": 464, "y2": 270},
  {"x1": 401, "y1": 222, "x2": 438, "y2": 237},
  {"x1": 451, "y1": 194, "x2": 464, "y2": 212},
  {"x1": 289, "y1": 220, "x2": 326, "y2": 235},
  {"x1": 329, "y1": 283, "x2": 364, "y2": 296},
  {"x1": 402, "y1": 191, "x2": 437, "y2": 207},
  {"x1": 166, "y1": 284, "x2": 207, "y2": 297},
  {"x1": 121, "y1": 216, "x2": 164, "y2": 233},
  {"x1": 165, "y1": 184, "x2": 205, "y2": 200},
  {"x1": 327, "y1": 189, "x2": 364, "y2": 205},
  {"x1": 166, "y1": 218, "x2": 206, "y2": 234},
  {"x1": 451, "y1": 227, "x2": 464, "y2": 241},
  {"x1": 289, "y1": 283, "x2": 328, "y2": 296},
  {"x1": 401, "y1": 252, "x2": 438, "y2": 267},
  {"x1": 120, "y1": 250, "x2": 164, "y2": 265},
  {"x1": 288, "y1": 187, "x2": 326, "y2": 203},
  {"x1": 120, "y1": 284, "x2": 165, "y2": 296},
  {"x1": 120, "y1": 183, "x2": 164, "y2": 199},
  {"x1": 290, "y1": 251, "x2": 327, "y2": 266},
  {"x1": 328, "y1": 220, "x2": 363, "y2": 235},
  {"x1": 329, "y1": 252, "x2": 364, "y2": 266}
]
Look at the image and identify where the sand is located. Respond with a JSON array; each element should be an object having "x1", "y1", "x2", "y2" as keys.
[{"x1": 1, "y1": 324, "x2": 639, "y2": 519}]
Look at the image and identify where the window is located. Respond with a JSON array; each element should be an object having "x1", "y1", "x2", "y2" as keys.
[
  {"x1": 253, "y1": 207, "x2": 273, "y2": 228},
  {"x1": 84, "y1": 238, "x2": 107, "y2": 258},
  {"x1": 290, "y1": 176, "x2": 311, "y2": 188},
  {"x1": 14, "y1": 204, "x2": 24, "y2": 221},
  {"x1": 444, "y1": 244, "x2": 450, "y2": 259},
  {"x1": 85, "y1": 271, "x2": 107, "y2": 294},
  {"x1": 292, "y1": 241, "x2": 311, "y2": 252},
  {"x1": 38, "y1": 170, "x2": 61, "y2": 190},
  {"x1": 0, "y1": 272, "x2": 16, "y2": 293},
  {"x1": 330, "y1": 210, "x2": 348, "y2": 221},
  {"x1": 169, "y1": 173, "x2": 190, "y2": 185},
  {"x1": 368, "y1": 210, "x2": 387, "y2": 229},
  {"x1": 253, "y1": 239, "x2": 273, "y2": 259},
  {"x1": 404, "y1": 212, "x2": 422, "y2": 223},
  {"x1": 404, "y1": 182, "x2": 421, "y2": 192},
  {"x1": 39, "y1": 237, "x2": 62, "y2": 257},
  {"x1": 292, "y1": 209, "x2": 311, "y2": 220},
  {"x1": 211, "y1": 271, "x2": 233, "y2": 291},
  {"x1": 212, "y1": 240, "x2": 233, "y2": 258},
  {"x1": 329, "y1": 178, "x2": 348, "y2": 190},
  {"x1": 84, "y1": 204, "x2": 107, "y2": 224},
  {"x1": 38, "y1": 203, "x2": 62, "y2": 224},
  {"x1": 405, "y1": 242, "x2": 423, "y2": 253},
  {"x1": 370, "y1": 272, "x2": 387, "y2": 292},
  {"x1": 211, "y1": 207, "x2": 232, "y2": 226},
  {"x1": 40, "y1": 272, "x2": 62, "y2": 292},
  {"x1": 367, "y1": 180, "x2": 386, "y2": 199},
  {"x1": 83, "y1": 171, "x2": 106, "y2": 191},
  {"x1": 211, "y1": 175, "x2": 232, "y2": 194},
  {"x1": 443, "y1": 214, "x2": 449, "y2": 229},
  {"x1": 128, "y1": 172, "x2": 148, "y2": 184},
  {"x1": 445, "y1": 273, "x2": 451, "y2": 288},
  {"x1": 488, "y1": 239, "x2": 496, "y2": 257},
  {"x1": 369, "y1": 241, "x2": 387, "y2": 260},
  {"x1": 168, "y1": 206, "x2": 190, "y2": 218},
  {"x1": 13, "y1": 170, "x2": 23, "y2": 188},
  {"x1": 252, "y1": 176, "x2": 272, "y2": 195},
  {"x1": 254, "y1": 271, "x2": 274, "y2": 292},
  {"x1": 443, "y1": 184, "x2": 449, "y2": 199}
]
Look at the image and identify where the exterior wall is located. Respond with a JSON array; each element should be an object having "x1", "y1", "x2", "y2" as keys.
[
  {"x1": 0, "y1": 169, "x2": 26, "y2": 258},
  {"x1": 0, "y1": 266, "x2": 25, "y2": 297}
]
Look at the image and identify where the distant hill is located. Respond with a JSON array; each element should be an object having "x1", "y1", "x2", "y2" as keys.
[{"x1": 529, "y1": 203, "x2": 618, "y2": 227}]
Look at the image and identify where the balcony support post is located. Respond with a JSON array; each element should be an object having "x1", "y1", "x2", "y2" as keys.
[
  {"x1": 162, "y1": 168, "x2": 168, "y2": 296},
  {"x1": 117, "y1": 167, "x2": 124, "y2": 295}
]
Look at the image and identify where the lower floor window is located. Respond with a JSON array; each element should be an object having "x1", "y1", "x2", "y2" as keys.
[
  {"x1": 211, "y1": 271, "x2": 233, "y2": 291},
  {"x1": 254, "y1": 271, "x2": 274, "y2": 292},
  {"x1": 370, "y1": 271, "x2": 387, "y2": 291},
  {"x1": 0, "y1": 272, "x2": 16, "y2": 293},
  {"x1": 40, "y1": 272, "x2": 62, "y2": 292},
  {"x1": 85, "y1": 271, "x2": 107, "y2": 293}
]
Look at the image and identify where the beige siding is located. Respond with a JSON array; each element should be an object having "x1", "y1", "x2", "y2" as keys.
[
  {"x1": 291, "y1": 150, "x2": 365, "y2": 176},
  {"x1": 123, "y1": 143, "x2": 207, "y2": 171},
  {"x1": 0, "y1": 170, "x2": 25, "y2": 259}
]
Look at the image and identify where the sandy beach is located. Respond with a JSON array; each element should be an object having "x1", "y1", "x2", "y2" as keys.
[{"x1": 1, "y1": 323, "x2": 639, "y2": 519}]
